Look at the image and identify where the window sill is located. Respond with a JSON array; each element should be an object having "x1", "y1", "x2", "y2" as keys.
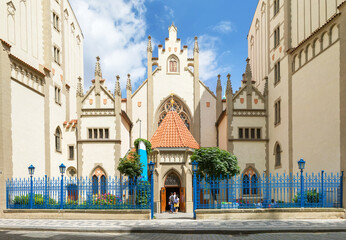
[
  {"x1": 274, "y1": 80, "x2": 281, "y2": 88},
  {"x1": 55, "y1": 150, "x2": 62, "y2": 154},
  {"x1": 274, "y1": 122, "x2": 281, "y2": 128},
  {"x1": 55, "y1": 101, "x2": 61, "y2": 106},
  {"x1": 275, "y1": 164, "x2": 282, "y2": 169},
  {"x1": 166, "y1": 72, "x2": 180, "y2": 75}
]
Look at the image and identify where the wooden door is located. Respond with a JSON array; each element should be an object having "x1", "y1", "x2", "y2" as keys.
[
  {"x1": 179, "y1": 187, "x2": 186, "y2": 212},
  {"x1": 160, "y1": 187, "x2": 166, "y2": 213}
]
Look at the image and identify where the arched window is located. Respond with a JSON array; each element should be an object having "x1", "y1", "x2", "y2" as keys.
[
  {"x1": 243, "y1": 175, "x2": 250, "y2": 195},
  {"x1": 275, "y1": 143, "x2": 281, "y2": 167},
  {"x1": 169, "y1": 58, "x2": 177, "y2": 72},
  {"x1": 55, "y1": 127, "x2": 61, "y2": 152},
  {"x1": 92, "y1": 175, "x2": 98, "y2": 195},
  {"x1": 165, "y1": 173, "x2": 180, "y2": 187},
  {"x1": 242, "y1": 167, "x2": 259, "y2": 196},
  {"x1": 100, "y1": 175, "x2": 107, "y2": 195},
  {"x1": 158, "y1": 98, "x2": 191, "y2": 130}
]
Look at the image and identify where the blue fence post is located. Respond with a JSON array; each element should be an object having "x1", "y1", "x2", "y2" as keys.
[
  {"x1": 192, "y1": 161, "x2": 198, "y2": 219},
  {"x1": 300, "y1": 169, "x2": 304, "y2": 208},
  {"x1": 6, "y1": 180, "x2": 9, "y2": 209},
  {"x1": 340, "y1": 171, "x2": 344, "y2": 208},
  {"x1": 150, "y1": 171, "x2": 154, "y2": 219},
  {"x1": 321, "y1": 170, "x2": 324, "y2": 207},
  {"x1": 44, "y1": 175, "x2": 48, "y2": 208},
  {"x1": 60, "y1": 176, "x2": 64, "y2": 209},
  {"x1": 30, "y1": 176, "x2": 33, "y2": 209}
]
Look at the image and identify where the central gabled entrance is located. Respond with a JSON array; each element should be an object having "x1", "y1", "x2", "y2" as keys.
[{"x1": 161, "y1": 172, "x2": 185, "y2": 213}]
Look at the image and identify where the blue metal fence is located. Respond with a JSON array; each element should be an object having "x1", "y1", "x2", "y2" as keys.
[
  {"x1": 6, "y1": 176, "x2": 151, "y2": 210},
  {"x1": 194, "y1": 171, "x2": 343, "y2": 209}
]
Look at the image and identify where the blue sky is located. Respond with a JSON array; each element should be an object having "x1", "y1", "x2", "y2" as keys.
[{"x1": 70, "y1": 0, "x2": 258, "y2": 96}]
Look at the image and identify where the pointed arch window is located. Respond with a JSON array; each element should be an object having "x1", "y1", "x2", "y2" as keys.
[
  {"x1": 158, "y1": 98, "x2": 191, "y2": 130},
  {"x1": 242, "y1": 167, "x2": 259, "y2": 196},
  {"x1": 55, "y1": 127, "x2": 62, "y2": 152},
  {"x1": 275, "y1": 143, "x2": 281, "y2": 167},
  {"x1": 167, "y1": 55, "x2": 179, "y2": 73}
]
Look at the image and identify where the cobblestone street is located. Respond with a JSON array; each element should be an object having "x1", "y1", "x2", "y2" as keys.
[{"x1": 1, "y1": 231, "x2": 346, "y2": 240}]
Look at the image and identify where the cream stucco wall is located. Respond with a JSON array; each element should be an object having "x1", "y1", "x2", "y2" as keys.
[
  {"x1": 218, "y1": 116, "x2": 227, "y2": 151},
  {"x1": 11, "y1": 80, "x2": 45, "y2": 178},
  {"x1": 132, "y1": 82, "x2": 148, "y2": 140},
  {"x1": 200, "y1": 84, "x2": 217, "y2": 147},
  {"x1": 292, "y1": 42, "x2": 340, "y2": 174}
]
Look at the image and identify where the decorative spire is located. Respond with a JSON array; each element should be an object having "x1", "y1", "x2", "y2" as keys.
[
  {"x1": 94, "y1": 56, "x2": 102, "y2": 77},
  {"x1": 76, "y1": 76, "x2": 83, "y2": 97},
  {"x1": 193, "y1": 36, "x2": 199, "y2": 53},
  {"x1": 115, "y1": 75, "x2": 121, "y2": 96},
  {"x1": 126, "y1": 73, "x2": 132, "y2": 91},
  {"x1": 264, "y1": 76, "x2": 269, "y2": 96},
  {"x1": 245, "y1": 58, "x2": 252, "y2": 83},
  {"x1": 147, "y1": 36, "x2": 152, "y2": 52},
  {"x1": 226, "y1": 73, "x2": 232, "y2": 95},
  {"x1": 216, "y1": 74, "x2": 222, "y2": 91},
  {"x1": 169, "y1": 92, "x2": 175, "y2": 110}
]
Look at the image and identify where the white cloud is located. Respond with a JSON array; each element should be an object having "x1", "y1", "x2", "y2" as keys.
[
  {"x1": 187, "y1": 35, "x2": 231, "y2": 83},
  {"x1": 164, "y1": 5, "x2": 174, "y2": 18},
  {"x1": 212, "y1": 21, "x2": 234, "y2": 34},
  {"x1": 69, "y1": 0, "x2": 148, "y2": 93}
]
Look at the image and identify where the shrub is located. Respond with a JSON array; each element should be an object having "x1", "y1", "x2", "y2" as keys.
[
  {"x1": 293, "y1": 189, "x2": 320, "y2": 203},
  {"x1": 13, "y1": 194, "x2": 57, "y2": 205},
  {"x1": 93, "y1": 193, "x2": 122, "y2": 205}
]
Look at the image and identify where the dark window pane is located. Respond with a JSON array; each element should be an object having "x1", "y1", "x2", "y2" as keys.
[
  {"x1": 94, "y1": 129, "x2": 98, "y2": 139},
  {"x1": 251, "y1": 128, "x2": 255, "y2": 139},
  {"x1": 239, "y1": 128, "x2": 243, "y2": 139},
  {"x1": 245, "y1": 128, "x2": 249, "y2": 139},
  {"x1": 88, "y1": 129, "x2": 92, "y2": 139},
  {"x1": 105, "y1": 129, "x2": 109, "y2": 139},
  {"x1": 99, "y1": 129, "x2": 103, "y2": 139},
  {"x1": 69, "y1": 146, "x2": 74, "y2": 159},
  {"x1": 257, "y1": 129, "x2": 261, "y2": 139}
]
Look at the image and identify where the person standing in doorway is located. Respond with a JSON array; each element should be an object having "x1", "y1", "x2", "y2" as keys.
[
  {"x1": 174, "y1": 194, "x2": 180, "y2": 213},
  {"x1": 168, "y1": 192, "x2": 174, "y2": 213}
]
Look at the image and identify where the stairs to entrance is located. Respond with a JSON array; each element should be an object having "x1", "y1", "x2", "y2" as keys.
[{"x1": 154, "y1": 212, "x2": 194, "y2": 220}]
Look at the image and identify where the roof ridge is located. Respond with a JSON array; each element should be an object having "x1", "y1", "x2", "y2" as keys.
[{"x1": 172, "y1": 111, "x2": 185, "y2": 147}]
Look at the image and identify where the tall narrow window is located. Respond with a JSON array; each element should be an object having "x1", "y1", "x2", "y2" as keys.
[
  {"x1": 274, "y1": 26, "x2": 280, "y2": 48},
  {"x1": 239, "y1": 128, "x2": 243, "y2": 139},
  {"x1": 275, "y1": 143, "x2": 281, "y2": 167},
  {"x1": 274, "y1": 0, "x2": 280, "y2": 16},
  {"x1": 55, "y1": 86, "x2": 61, "y2": 104},
  {"x1": 257, "y1": 128, "x2": 261, "y2": 139},
  {"x1": 100, "y1": 175, "x2": 106, "y2": 195},
  {"x1": 92, "y1": 175, "x2": 98, "y2": 195},
  {"x1": 54, "y1": 46, "x2": 60, "y2": 64},
  {"x1": 55, "y1": 127, "x2": 61, "y2": 152},
  {"x1": 69, "y1": 146, "x2": 74, "y2": 159},
  {"x1": 245, "y1": 128, "x2": 249, "y2": 139},
  {"x1": 274, "y1": 61, "x2": 281, "y2": 85},
  {"x1": 99, "y1": 129, "x2": 103, "y2": 139},
  {"x1": 53, "y1": 12, "x2": 59, "y2": 31},
  {"x1": 169, "y1": 58, "x2": 177, "y2": 72},
  {"x1": 105, "y1": 129, "x2": 109, "y2": 139},
  {"x1": 243, "y1": 175, "x2": 250, "y2": 195},
  {"x1": 88, "y1": 129, "x2": 92, "y2": 139},
  {"x1": 94, "y1": 129, "x2": 98, "y2": 139},
  {"x1": 251, "y1": 128, "x2": 255, "y2": 139},
  {"x1": 275, "y1": 100, "x2": 281, "y2": 125}
]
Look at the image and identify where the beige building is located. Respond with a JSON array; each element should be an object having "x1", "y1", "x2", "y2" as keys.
[
  {"x1": 246, "y1": 0, "x2": 346, "y2": 205},
  {"x1": 1, "y1": 0, "x2": 345, "y2": 213}
]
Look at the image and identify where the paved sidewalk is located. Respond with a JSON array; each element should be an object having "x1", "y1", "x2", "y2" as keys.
[{"x1": 0, "y1": 219, "x2": 345, "y2": 234}]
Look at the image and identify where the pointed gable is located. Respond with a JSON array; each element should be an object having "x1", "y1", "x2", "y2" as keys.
[{"x1": 150, "y1": 110, "x2": 200, "y2": 149}]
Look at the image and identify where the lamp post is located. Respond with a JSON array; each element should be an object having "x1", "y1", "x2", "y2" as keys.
[
  {"x1": 298, "y1": 158, "x2": 305, "y2": 208},
  {"x1": 59, "y1": 163, "x2": 66, "y2": 209},
  {"x1": 28, "y1": 165, "x2": 35, "y2": 209},
  {"x1": 148, "y1": 161, "x2": 154, "y2": 219},
  {"x1": 192, "y1": 161, "x2": 198, "y2": 219}
]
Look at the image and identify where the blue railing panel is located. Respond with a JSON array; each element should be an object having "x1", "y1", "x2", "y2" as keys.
[
  {"x1": 195, "y1": 171, "x2": 342, "y2": 209},
  {"x1": 6, "y1": 176, "x2": 151, "y2": 210}
]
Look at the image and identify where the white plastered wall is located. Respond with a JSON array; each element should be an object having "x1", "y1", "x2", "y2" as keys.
[
  {"x1": 132, "y1": 82, "x2": 148, "y2": 140},
  {"x1": 292, "y1": 43, "x2": 340, "y2": 174},
  {"x1": 11, "y1": 80, "x2": 45, "y2": 178}
]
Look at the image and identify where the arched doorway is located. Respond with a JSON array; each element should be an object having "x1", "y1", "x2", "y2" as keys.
[{"x1": 161, "y1": 172, "x2": 185, "y2": 212}]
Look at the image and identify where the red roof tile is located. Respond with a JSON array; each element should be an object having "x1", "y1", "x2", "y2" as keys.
[{"x1": 150, "y1": 110, "x2": 200, "y2": 149}]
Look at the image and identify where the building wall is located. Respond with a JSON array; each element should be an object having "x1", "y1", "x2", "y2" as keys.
[
  {"x1": 11, "y1": 80, "x2": 45, "y2": 178},
  {"x1": 132, "y1": 82, "x2": 148, "y2": 140},
  {"x1": 292, "y1": 42, "x2": 340, "y2": 174},
  {"x1": 200, "y1": 84, "x2": 217, "y2": 147}
]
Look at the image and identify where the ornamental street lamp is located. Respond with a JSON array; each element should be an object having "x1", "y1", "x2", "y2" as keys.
[
  {"x1": 28, "y1": 165, "x2": 35, "y2": 209},
  {"x1": 298, "y1": 158, "x2": 306, "y2": 208},
  {"x1": 148, "y1": 161, "x2": 154, "y2": 219},
  {"x1": 192, "y1": 161, "x2": 198, "y2": 219},
  {"x1": 59, "y1": 163, "x2": 66, "y2": 209}
]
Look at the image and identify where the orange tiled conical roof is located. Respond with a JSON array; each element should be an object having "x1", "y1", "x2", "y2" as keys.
[{"x1": 150, "y1": 110, "x2": 200, "y2": 149}]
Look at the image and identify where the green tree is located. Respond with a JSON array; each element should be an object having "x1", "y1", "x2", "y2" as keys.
[
  {"x1": 190, "y1": 147, "x2": 240, "y2": 178},
  {"x1": 117, "y1": 151, "x2": 143, "y2": 179}
]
